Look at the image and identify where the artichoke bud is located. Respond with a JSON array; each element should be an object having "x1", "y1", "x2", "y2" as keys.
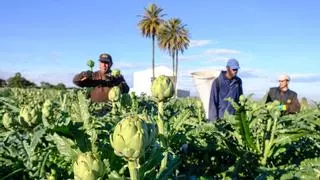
[
  {"x1": 239, "y1": 95, "x2": 246, "y2": 106},
  {"x1": 19, "y1": 106, "x2": 32, "y2": 126},
  {"x1": 3, "y1": 113, "x2": 13, "y2": 129},
  {"x1": 111, "y1": 69, "x2": 121, "y2": 78},
  {"x1": 19, "y1": 106, "x2": 39, "y2": 126},
  {"x1": 151, "y1": 75, "x2": 174, "y2": 102},
  {"x1": 42, "y1": 100, "x2": 54, "y2": 118},
  {"x1": 110, "y1": 115, "x2": 152, "y2": 160},
  {"x1": 108, "y1": 86, "x2": 121, "y2": 102},
  {"x1": 47, "y1": 175, "x2": 56, "y2": 180},
  {"x1": 73, "y1": 152, "x2": 104, "y2": 180},
  {"x1": 87, "y1": 59, "x2": 95, "y2": 70},
  {"x1": 47, "y1": 169, "x2": 56, "y2": 180}
]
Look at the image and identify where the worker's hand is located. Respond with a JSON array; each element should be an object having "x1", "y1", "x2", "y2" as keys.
[
  {"x1": 80, "y1": 71, "x2": 93, "y2": 81},
  {"x1": 278, "y1": 105, "x2": 287, "y2": 111}
]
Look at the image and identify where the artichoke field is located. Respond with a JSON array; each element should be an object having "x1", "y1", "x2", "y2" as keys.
[{"x1": 0, "y1": 76, "x2": 320, "y2": 180}]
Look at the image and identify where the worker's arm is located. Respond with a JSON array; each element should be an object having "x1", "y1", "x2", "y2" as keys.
[
  {"x1": 109, "y1": 75, "x2": 130, "y2": 93},
  {"x1": 265, "y1": 88, "x2": 273, "y2": 103},
  {"x1": 286, "y1": 94, "x2": 301, "y2": 114},
  {"x1": 73, "y1": 71, "x2": 94, "y2": 87}
]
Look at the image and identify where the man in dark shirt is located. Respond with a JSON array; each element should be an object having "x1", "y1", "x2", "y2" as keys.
[
  {"x1": 73, "y1": 53, "x2": 129, "y2": 102},
  {"x1": 266, "y1": 74, "x2": 300, "y2": 114},
  {"x1": 208, "y1": 58, "x2": 243, "y2": 121}
]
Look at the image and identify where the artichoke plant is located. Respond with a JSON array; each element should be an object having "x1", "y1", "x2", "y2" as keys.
[
  {"x1": 42, "y1": 99, "x2": 57, "y2": 127},
  {"x1": 73, "y1": 152, "x2": 104, "y2": 180},
  {"x1": 151, "y1": 75, "x2": 174, "y2": 173},
  {"x1": 112, "y1": 69, "x2": 121, "y2": 78},
  {"x1": 46, "y1": 169, "x2": 57, "y2": 180},
  {"x1": 108, "y1": 86, "x2": 121, "y2": 102},
  {"x1": 87, "y1": 59, "x2": 95, "y2": 72},
  {"x1": 3, "y1": 113, "x2": 13, "y2": 129},
  {"x1": 42, "y1": 99, "x2": 54, "y2": 119},
  {"x1": 108, "y1": 86, "x2": 121, "y2": 115},
  {"x1": 110, "y1": 114, "x2": 156, "y2": 180},
  {"x1": 151, "y1": 75, "x2": 174, "y2": 102},
  {"x1": 19, "y1": 106, "x2": 39, "y2": 127},
  {"x1": 110, "y1": 115, "x2": 153, "y2": 160}
]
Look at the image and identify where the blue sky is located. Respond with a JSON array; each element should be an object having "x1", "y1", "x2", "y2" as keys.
[{"x1": 1, "y1": 0, "x2": 320, "y2": 100}]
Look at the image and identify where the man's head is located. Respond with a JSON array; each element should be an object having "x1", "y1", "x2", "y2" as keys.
[
  {"x1": 226, "y1": 58, "x2": 240, "y2": 79},
  {"x1": 99, "y1": 53, "x2": 113, "y2": 74},
  {"x1": 278, "y1": 74, "x2": 290, "y2": 92}
]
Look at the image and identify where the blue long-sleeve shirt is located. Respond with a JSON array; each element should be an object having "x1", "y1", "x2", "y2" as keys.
[{"x1": 208, "y1": 71, "x2": 243, "y2": 121}]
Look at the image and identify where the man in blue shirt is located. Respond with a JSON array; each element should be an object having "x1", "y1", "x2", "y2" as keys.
[{"x1": 208, "y1": 59, "x2": 243, "y2": 121}]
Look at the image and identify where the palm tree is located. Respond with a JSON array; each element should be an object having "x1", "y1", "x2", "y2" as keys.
[
  {"x1": 138, "y1": 4, "x2": 165, "y2": 81},
  {"x1": 157, "y1": 18, "x2": 190, "y2": 96}
]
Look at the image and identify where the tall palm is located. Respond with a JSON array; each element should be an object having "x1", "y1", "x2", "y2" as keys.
[
  {"x1": 157, "y1": 18, "x2": 190, "y2": 96},
  {"x1": 138, "y1": 4, "x2": 165, "y2": 81}
]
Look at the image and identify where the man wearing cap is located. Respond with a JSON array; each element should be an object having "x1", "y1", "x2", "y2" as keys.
[
  {"x1": 73, "y1": 53, "x2": 129, "y2": 102},
  {"x1": 265, "y1": 74, "x2": 300, "y2": 114},
  {"x1": 208, "y1": 58, "x2": 243, "y2": 121}
]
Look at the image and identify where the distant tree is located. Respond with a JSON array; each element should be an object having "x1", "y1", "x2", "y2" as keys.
[
  {"x1": 7, "y1": 72, "x2": 36, "y2": 88},
  {"x1": 55, "y1": 83, "x2": 66, "y2": 90},
  {"x1": 138, "y1": 3, "x2": 165, "y2": 80},
  {"x1": 0, "y1": 78, "x2": 7, "y2": 87},
  {"x1": 157, "y1": 18, "x2": 190, "y2": 95},
  {"x1": 40, "y1": 81, "x2": 54, "y2": 89}
]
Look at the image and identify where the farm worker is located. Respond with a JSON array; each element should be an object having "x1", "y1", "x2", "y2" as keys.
[
  {"x1": 73, "y1": 53, "x2": 129, "y2": 102},
  {"x1": 208, "y1": 58, "x2": 243, "y2": 121},
  {"x1": 265, "y1": 74, "x2": 300, "y2": 114}
]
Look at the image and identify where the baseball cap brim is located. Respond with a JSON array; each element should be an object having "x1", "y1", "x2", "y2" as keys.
[
  {"x1": 229, "y1": 65, "x2": 240, "y2": 69},
  {"x1": 99, "y1": 59, "x2": 111, "y2": 63}
]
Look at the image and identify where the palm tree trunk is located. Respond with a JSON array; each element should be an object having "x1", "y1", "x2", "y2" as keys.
[
  {"x1": 175, "y1": 50, "x2": 179, "y2": 97},
  {"x1": 152, "y1": 35, "x2": 155, "y2": 82},
  {"x1": 172, "y1": 51, "x2": 175, "y2": 78}
]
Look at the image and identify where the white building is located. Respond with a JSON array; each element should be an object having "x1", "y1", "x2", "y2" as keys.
[{"x1": 131, "y1": 66, "x2": 189, "y2": 97}]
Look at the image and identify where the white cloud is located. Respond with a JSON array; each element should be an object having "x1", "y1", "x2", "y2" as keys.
[
  {"x1": 114, "y1": 62, "x2": 136, "y2": 69},
  {"x1": 178, "y1": 48, "x2": 241, "y2": 62},
  {"x1": 189, "y1": 40, "x2": 213, "y2": 48},
  {"x1": 290, "y1": 73, "x2": 320, "y2": 83},
  {"x1": 205, "y1": 48, "x2": 241, "y2": 55}
]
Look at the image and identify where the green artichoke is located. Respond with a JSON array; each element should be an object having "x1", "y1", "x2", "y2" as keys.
[
  {"x1": 47, "y1": 169, "x2": 57, "y2": 180},
  {"x1": 3, "y1": 113, "x2": 13, "y2": 129},
  {"x1": 87, "y1": 59, "x2": 95, "y2": 72},
  {"x1": 42, "y1": 99, "x2": 53, "y2": 118},
  {"x1": 151, "y1": 75, "x2": 174, "y2": 102},
  {"x1": 110, "y1": 115, "x2": 153, "y2": 160},
  {"x1": 73, "y1": 152, "x2": 104, "y2": 180},
  {"x1": 239, "y1": 95, "x2": 246, "y2": 105},
  {"x1": 19, "y1": 106, "x2": 39, "y2": 127},
  {"x1": 108, "y1": 86, "x2": 121, "y2": 102},
  {"x1": 112, "y1": 69, "x2": 121, "y2": 78}
]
